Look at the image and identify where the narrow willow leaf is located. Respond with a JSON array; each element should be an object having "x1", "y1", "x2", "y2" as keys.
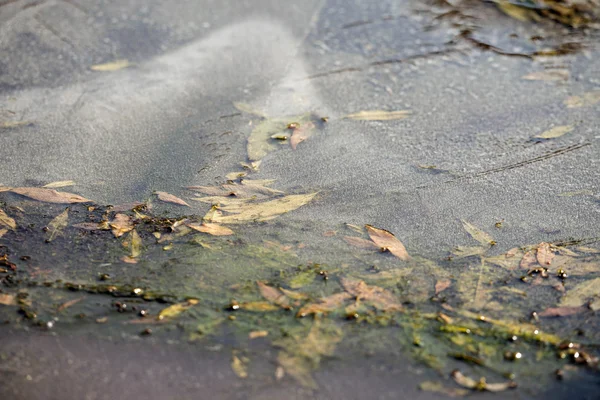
[
  {"x1": 155, "y1": 191, "x2": 190, "y2": 207},
  {"x1": 130, "y1": 229, "x2": 142, "y2": 258},
  {"x1": 90, "y1": 60, "x2": 131, "y2": 71},
  {"x1": 461, "y1": 220, "x2": 494, "y2": 246},
  {"x1": 233, "y1": 102, "x2": 267, "y2": 117},
  {"x1": 158, "y1": 299, "x2": 199, "y2": 319},
  {"x1": 344, "y1": 110, "x2": 411, "y2": 121},
  {"x1": 46, "y1": 208, "x2": 69, "y2": 242},
  {"x1": 522, "y1": 70, "x2": 569, "y2": 81},
  {"x1": 535, "y1": 125, "x2": 573, "y2": 139},
  {"x1": 0, "y1": 209, "x2": 16, "y2": 230},
  {"x1": 187, "y1": 222, "x2": 234, "y2": 236},
  {"x1": 365, "y1": 225, "x2": 410, "y2": 261},
  {"x1": 42, "y1": 180, "x2": 76, "y2": 188},
  {"x1": 231, "y1": 355, "x2": 248, "y2": 378},
  {"x1": 10, "y1": 187, "x2": 91, "y2": 204},
  {"x1": 210, "y1": 193, "x2": 317, "y2": 224}
]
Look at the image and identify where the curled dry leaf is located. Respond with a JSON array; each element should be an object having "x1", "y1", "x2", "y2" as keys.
[
  {"x1": 90, "y1": 59, "x2": 131, "y2": 71},
  {"x1": 158, "y1": 299, "x2": 199, "y2": 319},
  {"x1": 344, "y1": 110, "x2": 411, "y2": 121},
  {"x1": 210, "y1": 193, "x2": 317, "y2": 224},
  {"x1": 365, "y1": 225, "x2": 410, "y2": 261},
  {"x1": 42, "y1": 180, "x2": 76, "y2": 188},
  {"x1": 451, "y1": 370, "x2": 516, "y2": 392},
  {"x1": 10, "y1": 187, "x2": 91, "y2": 204},
  {"x1": 0, "y1": 293, "x2": 16, "y2": 305},
  {"x1": 535, "y1": 125, "x2": 573, "y2": 139},
  {"x1": 565, "y1": 90, "x2": 600, "y2": 108},
  {"x1": 0, "y1": 209, "x2": 16, "y2": 230},
  {"x1": 296, "y1": 292, "x2": 352, "y2": 317},
  {"x1": 461, "y1": 220, "x2": 494, "y2": 246},
  {"x1": 46, "y1": 208, "x2": 69, "y2": 242},
  {"x1": 340, "y1": 277, "x2": 403, "y2": 312},
  {"x1": 257, "y1": 281, "x2": 289, "y2": 308},
  {"x1": 343, "y1": 236, "x2": 379, "y2": 250},
  {"x1": 536, "y1": 242, "x2": 554, "y2": 266},
  {"x1": 522, "y1": 70, "x2": 569, "y2": 81},
  {"x1": 110, "y1": 214, "x2": 134, "y2": 238},
  {"x1": 155, "y1": 191, "x2": 190, "y2": 207},
  {"x1": 187, "y1": 222, "x2": 234, "y2": 236}
]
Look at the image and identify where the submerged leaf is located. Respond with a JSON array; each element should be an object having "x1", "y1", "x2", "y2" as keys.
[
  {"x1": 340, "y1": 277, "x2": 403, "y2": 311},
  {"x1": 461, "y1": 220, "x2": 494, "y2": 246},
  {"x1": 155, "y1": 191, "x2": 190, "y2": 207},
  {"x1": 435, "y1": 279, "x2": 452, "y2": 295},
  {"x1": 535, "y1": 125, "x2": 573, "y2": 139},
  {"x1": 187, "y1": 222, "x2": 234, "y2": 236},
  {"x1": 565, "y1": 90, "x2": 600, "y2": 108},
  {"x1": 257, "y1": 281, "x2": 289, "y2": 308},
  {"x1": 10, "y1": 187, "x2": 91, "y2": 204},
  {"x1": 559, "y1": 277, "x2": 600, "y2": 307},
  {"x1": 365, "y1": 225, "x2": 410, "y2": 261},
  {"x1": 451, "y1": 370, "x2": 516, "y2": 392},
  {"x1": 210, "y1": 193, "x2": 317, "y2": 224},
  {"x1": 539, "y1": 306, "x2": 585, "y2": 317},
  {"x1": 231, "y1": 355, "x2": 248, "y2": 378},
  {"x1": 247, "y1": 114, "x2": 313, "y2": 161},
  {"x1": 90, "y1": 59, "x2": 131, "y2": 72},
  {"x1": 129, "y1": 229, "x2": 142, "y2": 258},
  {"x1": 296, "y1": 292, "x2": 352, "y2": 317},
  {"x1": 46, "y1": 208, "x2": 69, "y2": 242},
  {"x1": 233, "y1": 102, "x2": 267, "y2": 117},
  {"x1": 536, "y1": 242, "x2": 554, "y2": 266},
  {"x1": 522, "y1": 70, "x2": 569, "y2": 82},
  {"x1": 452, "y1": 246, "x2": 488, "y2": 259},
  {"x1": 158, "y1": 299, "x2": 199, "y2": 319},
  {"x1": 290, "y1": 121, "x2": 316, "y2": 150},
  {"x1": 520, "y1": 250, "x2": 538, "y2": 270},
  {"x1": 42, "y1": 180, "x2": 76, "y2": 188},
  {"x1": 344, "y1": 110, "x2": 411, "y2": 121},
  {"x1": 343, "y1": 236, "x2": 379, "y2": 250},
  {"x1": 0, "y1": 209, "x2": 16, "y2": 231}
]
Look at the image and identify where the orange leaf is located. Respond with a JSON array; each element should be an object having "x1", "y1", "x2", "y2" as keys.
[{"x1": 365, "y1": 225, "x2": 410, "y2": 261}]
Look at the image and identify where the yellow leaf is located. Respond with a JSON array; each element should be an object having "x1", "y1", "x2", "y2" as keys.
[
  {"x1": 0, "y1": 228, "x2": 8, "y2": 239},
  {"x1": 365, "y1": 225, "x2": 410, "y2": 261},
  {"x1": 344, "y1": 110, "x2": 411, "y2": 121},
  {"x1": 187, "y1": 222, "x2": 234, "y2": 236},
  {"x1": 46, "y1": 208, "x2": 69, "y2": 242},
  {"x1": 240, "y1": 301, "x2": 279, "y2": 312},
  {"x1": 249, "y1": 330, "x2": 269, "y2": 339},
  {"x1": 461, "y1": 220, "x2": 494, "y2": 246},
  {"x1": 42, "y1": 180, "x2": 76, "y2": 188},
  {"x1": 155, "y1": 191, "x2": 190, "y2": 207},
  {"x1": 231, "y1": 355, "x2": 248, "y2": 378},
  {"x1": 496, "y1": 1, "x2": 532, "y2": 22},
  {"x1": 0, "y1": 209, "x2": 16, "y2": 230},
  {"x1": 130, "y1": 229, "x2": 142, "y2": 258},
  {"x1": 90, "y1": 60, "x2": 131, "y2": 72},
  {"x1": 535, "y1": 125, "x2": 573, "y2": 139},
  {"x1": 158, "y1": 299, "x2": 199, "y2": 319},
  {"x1": 210, "y1": 193, "x2": 317, "y2": 224},
  {"x1": 0, "y1": 121, "x2": 33, "y2": 129},
  {"x1": 565, "y1": 90, "x2": 600, "y2": 108},
  {"x1": 10, "y1": 187, "x2": 92, "y2": 204}
]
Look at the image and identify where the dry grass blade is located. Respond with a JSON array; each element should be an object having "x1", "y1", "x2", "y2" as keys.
[
  {"x1": 461, "y1": 220, "x2": 494, "y2": 246},
  {"x1": 0, "y1": 209, "x2": 16, "y2": 230},
  {"x1": 187, "y1": 222, "x2": 234, "y2": 236},
  {"x1": 10, "y1": 187, "x2": 92, "y2": 204},
  {"x1": 110, "y1": 213, "x2": 134, "y2": 238},
  {"x1": 211, "y1": 193, "x2": 317, "y2": 224},
  {"x1": 42, "y1": 180, "x2": 76, "y2": 188},
  {"x1": 535, "y1": 125, "x2": 573, "y2": 139},
  {"x1": 90, "y1": 60, "x2": 131, "y2": 71},
  {"x1": 365, "y1": 225, "x2": 410, "y2": 261},
  {"x1": 344, "y1": 110, "x2": 411, "y2": 121},
  {"x1": 155, "y1": 191, "x2": 190, "y2": 207},
  {"x1": 419, "y1": 381, "x2": 469, "y2": 397},
  {"x1": 191, "y1": 196, "x2": 251, "y2": 206},
  {"x1": 46, "y1": 208, "x2": 69, "y2": 242}
]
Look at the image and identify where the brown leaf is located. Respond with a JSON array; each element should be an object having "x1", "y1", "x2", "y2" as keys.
[
  {"x1": 240, "y1": 301, "x2": 279, "y2": 312},
  {"x1": 121, "y1": 256, "x2": 138, "y2": 264},
  {"x1": 435, "y1": 279, "x2": 452, "y2": 295},
  {"x1": 280, "y1": 288, "x2": 309, "y2": 300},
  {"x1": 290, "y1": 121, "x2": 315, "y2": 150},
  {"x1": 10, "y1": 187, "x2": 92, "y2": 204},
  {"x1": 323, "y1": 230, "x2": 336, "y2": 237},
  {"x1": 257, "y1": 281, "x2": 289, "y2": 308},
  {"x1": 0, "y1": 209, "x2": 16, "y2": 230},
  {"x1": 539, "y1": 306, "x2": 585, "y2": 317},
  {"x1": 536, "y1": 242, "x2": 554, "y2": 266},
  {"x1": 519, "y1": 250, "x2": 538, "y2": 269},
  {"x1": 57, "y1": 296, "x2": 84, "y2": 312},
  {"x1": 155, "y1": 191, "x2": 190, "y2": 207},
  {"x1": 296, "y1": 292, "x2": 352, "y2": 317},
  {"x1": 110, "y1": 214, "x2": 134, "y2": 238},
  {"x1": 343, "y1": 236, "x2": 379, "y2": 250},
  {"x1": 187, "y1": 222, "x2": 234, "y2": 236},
  {"x1": 365, "y1": 225, "x2": 410, "y2": 261},
  {"x1": 0, "y1": 293, "x2": 16, "y2": 305},
  {"x1": 42, "y1": 180, "x2": 76, "y2": 188},
  {"x1": 340, "y1": 277, "x2": 403, "y2": 312}
]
